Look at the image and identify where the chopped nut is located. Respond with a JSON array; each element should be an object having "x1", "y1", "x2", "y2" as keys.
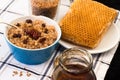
[
  {"x1": 12, "y1": 71, "x2": 18, "y2": 76},
  {"x1": 12, "y1": 70, "x2": 32, "y2": 77},
  {"x1": 19, "y1": 71, "x2": 23, "y2": 77},
  {"x1": 26, "y1": 72, "x2": 31, "y2": 77},
  {"x1": 13, "y1": 71, "x2": 18, "y2": 75}
]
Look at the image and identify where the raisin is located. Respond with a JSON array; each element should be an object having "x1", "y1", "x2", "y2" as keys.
[
  {"x1": 24, "y1": 29, "x2": 41, "y2": 40},
  {"x1": 25, "y1": 19, "x2": 32, "y2": 23},
  {"x1": 42, "y1": 23, "x2": 46, "y2": 27},
  {"x1": 31, "y1": 30, "x2": 41, "y2": 40},
  {"x1": 39, "y1": 37, "x2": 46, "y2": 43},
  {"x1": 23, "y1": 38, "x2": 28, "y2": 44},
  {"x1": 12, "y1": 33, "x2": 21, "y2": 38},
  {"x1": 44, "y1": 28, "x2": 48, "y2": 34},
  {"x1": 16, "y1": 23, "x2": 21, "y2": 27},
  {"x1": 24, "y1": 29, "x2": 31, "y2": 35}
]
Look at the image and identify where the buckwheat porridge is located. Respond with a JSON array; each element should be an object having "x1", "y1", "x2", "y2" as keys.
[{"x1": 7, "y1": 19, "x2": 57, "y2": 49}]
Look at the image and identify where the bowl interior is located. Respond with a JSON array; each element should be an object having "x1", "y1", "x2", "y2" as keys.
[{"x1": 5, "y1": 16, "x2": 61, "y2": 50}]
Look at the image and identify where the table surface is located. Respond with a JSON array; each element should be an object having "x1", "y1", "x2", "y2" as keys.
[{"x1": 0, "y1": 0, "x2": 120, "y2": 80}]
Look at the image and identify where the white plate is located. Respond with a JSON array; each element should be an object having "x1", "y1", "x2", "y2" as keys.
[{"x1": 59, "y1": 23, "x2": 120, "y2": 54}]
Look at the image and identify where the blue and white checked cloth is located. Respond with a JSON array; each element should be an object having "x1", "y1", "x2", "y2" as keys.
[{"x1": 0, "y1": 0, "x2": 120, "y2": 80}]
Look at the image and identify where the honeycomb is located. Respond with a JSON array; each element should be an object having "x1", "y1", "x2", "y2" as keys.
[{"x1": 59, "y1": 0, "x2": 117, "y2": 48}]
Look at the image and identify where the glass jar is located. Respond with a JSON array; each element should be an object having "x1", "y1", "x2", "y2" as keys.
[
  {"x1": 30, "y1": 0, "x2": 60, "y2": 19},
  {"x1": 52, "y1": 47, "x2": 96, "y2": 80}
]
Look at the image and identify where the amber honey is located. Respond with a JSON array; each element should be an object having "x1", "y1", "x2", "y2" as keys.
[
  {"x1": 52, "y1": 48, "x2": 96, "y2": 80},
  {"x1": 53, "y1": 64, "x2": 96, "y2": 80}
]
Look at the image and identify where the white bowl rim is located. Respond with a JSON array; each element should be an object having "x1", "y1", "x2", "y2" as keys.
[{"x1": 4, "y1": 15, "x2": 61, "y2": 51}]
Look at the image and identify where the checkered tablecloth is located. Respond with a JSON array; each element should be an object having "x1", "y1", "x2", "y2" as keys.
[{"x1": 0, "y1": 0, "x2": 120, "y2": 80}]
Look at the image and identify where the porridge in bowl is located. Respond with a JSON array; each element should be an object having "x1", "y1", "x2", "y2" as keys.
[
  {"x1": 5, "y1": 16, "x2": 61, "y2": 64},
  {"x1": 7, "y1": 19, "x2": 57, "y2": 49}
]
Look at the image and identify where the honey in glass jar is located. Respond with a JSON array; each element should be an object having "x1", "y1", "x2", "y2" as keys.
[{"x1": 52, "y1": 47, "x2": 97, "y2": 80}]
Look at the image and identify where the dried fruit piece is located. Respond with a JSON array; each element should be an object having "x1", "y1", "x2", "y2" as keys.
[
  {"x1": 24, "y1": 29, "x2": 31, "y2": 35},
  {"x1": 44, "y1": 28, "x2": 48, "y2": 33},
  {"x1": 23, "y1": 38, "x2": 28, "y2": 44},
  {"x1": 39, "y1": 37, "x2": 46, "y2": 43},
  {"x1": 15, "y1": 23, "x2": 21, "y2": 27},
  {"x1": 25, "y1": 19, "x2": 32, "y2": 23},
  {"x1": 42, "y1": 23, "x2": 46, "y2": 27},
  {"x1": 12, "y1": 33, "x2": 22, "y2": 38},
  {"x1": 24, "y1": 29, "x2": 41, "y2": 40}
]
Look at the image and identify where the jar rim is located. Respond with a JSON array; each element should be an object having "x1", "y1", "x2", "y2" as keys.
[{"x1": 58, "y1": 47, "x2": 93, "y2": 74}]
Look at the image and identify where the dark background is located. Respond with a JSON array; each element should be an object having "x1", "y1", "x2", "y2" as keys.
[
  {"x1": 104, "y1": 44, "x2": 120, "y2": 80},
  {"x1": 95, "y1": 0, "x2": 120, "y2": 80},
  {"x1": 71, "y1": 0, "x2": 120, "y2": 79},
  {"x1": 95, "y1": 0, "x2": 120, "y2": 10}
]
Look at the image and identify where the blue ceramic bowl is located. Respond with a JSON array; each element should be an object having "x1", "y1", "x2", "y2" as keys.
[{"x1": 4, "y1": 16, "x2": 61, "y2": 65}]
